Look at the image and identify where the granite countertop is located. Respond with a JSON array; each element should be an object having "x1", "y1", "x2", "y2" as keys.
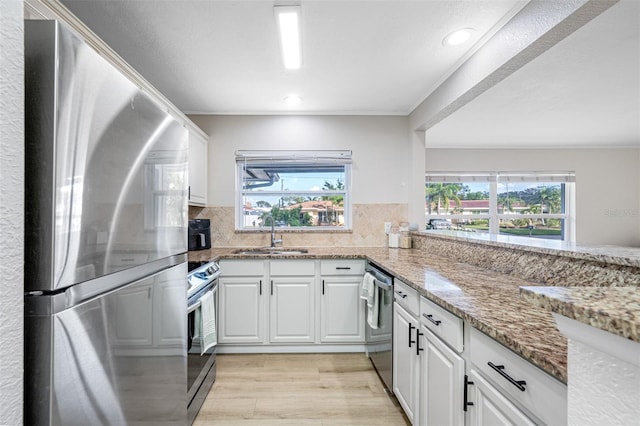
[
  {"x1": 422, "y1": 230, "x2": 640, "y2": 268},
  {"x1": 189, "y1": 246, "x2": 568, "y2": 383},
  {"x1": 520, "y1": 286, "x2": 640, "y2": 343}
]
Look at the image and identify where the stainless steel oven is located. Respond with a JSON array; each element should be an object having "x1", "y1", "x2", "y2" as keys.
[
  {"x1": 187, "y1": 261, "x2": 220, "y2": 424},
  {"x1": 365, "y1": 262, "x2": 394, "y2": 393}
]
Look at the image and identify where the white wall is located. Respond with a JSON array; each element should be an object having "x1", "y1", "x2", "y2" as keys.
[
  {"x1": 425, "y1": 148, "x2": 640, "y2": 246},
  {"x1": 189, "y1": 115, "x2": 411, "y2": 206},
  {"x1": 0, "y1": 0, "x2": 24, "y2": 424}
]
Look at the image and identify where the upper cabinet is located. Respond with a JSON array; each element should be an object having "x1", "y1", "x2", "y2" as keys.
[{"x1": 188, "y1": 131, "x2": 208, "y2": 206}]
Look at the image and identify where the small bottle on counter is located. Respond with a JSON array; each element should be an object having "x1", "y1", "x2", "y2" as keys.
[{"x1": 388, "y1": 225, "x2": 399, "y2": 248}]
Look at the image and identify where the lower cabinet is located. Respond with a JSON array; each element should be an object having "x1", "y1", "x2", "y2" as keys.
[
  {"x1": 270, "y1": 276, "x2": 315, "y2": 343},
  {"x1": 393, "y1": 302, "x2": 420, "y2": 424},
  {"x1": 419, "y1": 326, "x2": 465, "y2": 426},
  {"x1": 218, "y1": 276, "x2": 265, "y2": 343},
  {"x1": 320, "y1": 276, "x2": 365, "y2": 342},
  {"x1": 467, "y1": 369, "x2": 535, "y2": 426},
  {"x1": 218, "y1": 258, "x2": 365, "y2": 347}
]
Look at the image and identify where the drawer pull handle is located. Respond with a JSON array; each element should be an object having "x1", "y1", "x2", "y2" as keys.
[
  {"x1": 423, "y1": 313, "x2": 441, "y2": 326},
  {"x1": 335, "y1": 266, "x2": 351, "y2": 270},
  {"x1": 416, "y1": 329, "x2": 424, "y2": 355},
  {"x1": 395, "y1": 290, "x2": 407, "y2": 299},
  {"x1": 408, "y1": 323, "x2": 415, "y2": 348},
  {"x1": 488, "y1": 362, "x2": 527, "y2": 392}
]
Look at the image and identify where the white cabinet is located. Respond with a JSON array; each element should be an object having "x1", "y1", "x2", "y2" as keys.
[
  {"x1": 269, "y1": 260, "x2": 315, "y2": 343},
  {"x1": 218, "y1": 260, "x2": 266, "y2": 344},
  {"x1": 419, "y1": 326, "x2": 464, "y2": 426},
  {"x1": 320, "y1": 260, "x2": 365, "y2": 343},
  {"x1": 418, "y1": 295, "x2": 465, "y2": 426},
  {"x1": 188, "y1": 131, "x2": 207, "y2": 206},
  {"x1": 393, "y1": 302, "x2": 420, "y2": 424},
  {"x1": 219, "y1": 276, "x2": 265, "y2": 343},
  {"x1": 270, "y1": 276, "x2": 315, "y2": 343},
  {"x1": 467, "y1": 369, "x2": 535, "y2": 426},
  {"x1": 469, "y1": 327, "x2": 567, "y2": 425}
]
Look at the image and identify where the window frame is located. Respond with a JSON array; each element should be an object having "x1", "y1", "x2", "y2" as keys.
[
  {"x1": 425, "y1": 172, "x2": 576, "y2": 242},
  {"x1": 235, "y1": 150, "x2": 352, "y2": 231}
]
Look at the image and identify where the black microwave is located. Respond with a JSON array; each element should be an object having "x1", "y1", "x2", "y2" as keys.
[{"x1": 188, "y1": 219, "x2": 211, "y2": 251}]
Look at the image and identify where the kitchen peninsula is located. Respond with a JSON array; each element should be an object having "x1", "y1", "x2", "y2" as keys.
[{"x1": 190, "y1": 231, "x2": 640, "y2": 424}]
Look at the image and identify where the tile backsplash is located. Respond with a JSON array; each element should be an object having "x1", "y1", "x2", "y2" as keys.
[{"x1": 189, "y1": 203, "x2": 407, "y2": 248}]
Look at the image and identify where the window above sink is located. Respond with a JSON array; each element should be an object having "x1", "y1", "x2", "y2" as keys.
[{"x1": 236, "y1": 150, "x2": 352, "y2": 231}]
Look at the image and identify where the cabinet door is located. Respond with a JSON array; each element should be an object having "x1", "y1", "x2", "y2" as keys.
[
  {"x1": 270, "y1": 277, "x2": 315, "y2": 343},
  {"x1": 420, "y1": 326, "x2": 464, "y2": 426},
  {"x1": 393, "y1": 302, "x2": 419, "y2": 423},
  {"x1": 218, "y1": 276, "x2": 264, "y2": 343},
  {"x1": 467, "y1": 369, "x2": 535, "y2": 426},
  {"x1": 320, "y1": 276, "x2": 365, "y2": 343},
  {"x1": 188, "y1": 132, "x2": 207, "y2": 206}
]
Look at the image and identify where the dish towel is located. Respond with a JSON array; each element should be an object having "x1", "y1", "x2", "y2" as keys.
[
  {"x1": 361, "y1": 272, "x2": 379, "y2": 329},
  {"x1": 199, "y1": 290, "x2": 217, "y2": 355},
  {"x1": 361, "y1": 272, "x2": 375, "y2": 301}
]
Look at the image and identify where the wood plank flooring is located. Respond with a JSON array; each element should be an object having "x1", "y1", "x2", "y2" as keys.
[{"x1": 194, "y1": 353, "x2": 410, "y2": 426}]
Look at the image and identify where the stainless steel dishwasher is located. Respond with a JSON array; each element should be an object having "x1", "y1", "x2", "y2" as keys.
[{"x1": 364, "y1": 262, "x2": 394, "y2": 393}]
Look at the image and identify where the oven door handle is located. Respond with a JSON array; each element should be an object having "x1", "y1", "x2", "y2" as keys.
[{"x1": 187, "y1": 300, "x2": 201, "y2": 314}]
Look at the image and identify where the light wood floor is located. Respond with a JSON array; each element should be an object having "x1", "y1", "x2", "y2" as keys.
[{"x1": 194, "y1": 353, "x2": 410, "y2": 426}]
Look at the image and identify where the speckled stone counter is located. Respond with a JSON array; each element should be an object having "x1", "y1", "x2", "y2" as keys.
[
  {"x1": 189, "y1": 246, "x2": 568, "y2": 383},
  {"x1": 520, "y1": 286, "x2": 640, "y2": 343},
  {"x1": 414, "y1": 231, "x2": 640, "y2": 287},
  {"x1": 412, "y1": 231, "x2": 640, "y2": 344}
]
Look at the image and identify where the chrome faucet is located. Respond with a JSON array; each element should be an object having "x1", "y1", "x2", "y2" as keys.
[{"x1": 263, "y1": 213, "x2": 283, "y2": 248}]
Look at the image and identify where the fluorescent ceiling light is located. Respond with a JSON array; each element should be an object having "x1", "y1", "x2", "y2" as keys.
[
  {"x1": 284, "y1": 95, "x2": 301, "y2": 106},
  {"x1": 442, "y1": 28, "x2": 475, "y2": 46},
  {"x1": 275, "y1": 6, "x2": 302, "y2": 69}
]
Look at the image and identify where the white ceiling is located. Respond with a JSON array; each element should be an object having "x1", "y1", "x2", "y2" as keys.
[
  {"x1": 61, "y1": 0, "x2": 525, "y2": 115},
  {"x1": 59, "y1": 0, "x2": 639, "y2": 148},
  {"x1": 424, "y1": 0, "x2": 640, "y2": 148}
]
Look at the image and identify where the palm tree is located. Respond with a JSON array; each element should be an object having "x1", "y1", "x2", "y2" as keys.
[
  {"x1": 426, "y1": 183, "x2": 462, "y2": 214},
  {"x1": 538, "y1": 186, "x2": 561, "y2": 214}
]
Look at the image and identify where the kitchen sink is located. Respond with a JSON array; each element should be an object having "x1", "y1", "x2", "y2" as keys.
[{"x1": 232, "y1": 248, "x2": 309, "y2": 256}]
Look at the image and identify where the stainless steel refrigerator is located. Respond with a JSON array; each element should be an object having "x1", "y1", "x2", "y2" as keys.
[{"x1": 24, "y1": 20, "x2": 189, "y2": 425}]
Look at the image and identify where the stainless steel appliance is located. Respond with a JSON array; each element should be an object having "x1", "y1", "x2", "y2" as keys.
[
  {"x1": 186, "y1": 261, "x2": 220, "y2": 424},
  {"x1": 365, "y1": 263, "x2": 394, "y2": 392},
  {"x1": 24, "y1": 20, "x2": 189, "y2": 425}
]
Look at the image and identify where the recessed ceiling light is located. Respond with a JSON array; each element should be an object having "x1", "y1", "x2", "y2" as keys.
[
  {"x1": 284, "y1": 95, "x2": 301, "y2": 106},
  {"x1": 442, "y1": 28, "x2": 475, "y2": 47},
  {"x1": 275, "y1": 6, "x2": 302, "y2": 69}
]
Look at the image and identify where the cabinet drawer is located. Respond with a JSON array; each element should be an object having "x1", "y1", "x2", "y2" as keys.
[
  {"x1": 470, "y1": 328, "x2": 567, "y2": 426},
  {"x1": 420, "y1": 296, "x2": 463, "y2": 353},
  {"x1": 219, "y1": 260, "x2": 265, "y2": 276},
  {"x1": 270, "y1": 260, "x2": 315, "y2": 276},
  {"x1": 320, "y1": 259, "x2": 365, "y2": 275},
  {"x1": 394, "y1": 279, "x2": 418, "y2": 317}
]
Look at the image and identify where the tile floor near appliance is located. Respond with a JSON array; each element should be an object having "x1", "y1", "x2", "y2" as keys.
[{"x1": 194, "y1": 353, "x2": 409, "y2": 425}]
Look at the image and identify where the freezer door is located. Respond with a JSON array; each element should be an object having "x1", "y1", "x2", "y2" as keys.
[
  {"x1": 25, "y1": 20, "x2": 188, "y2": 292},
  {"x1": 24, "y1": 263, "x2": 188, "y2": 426}
]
